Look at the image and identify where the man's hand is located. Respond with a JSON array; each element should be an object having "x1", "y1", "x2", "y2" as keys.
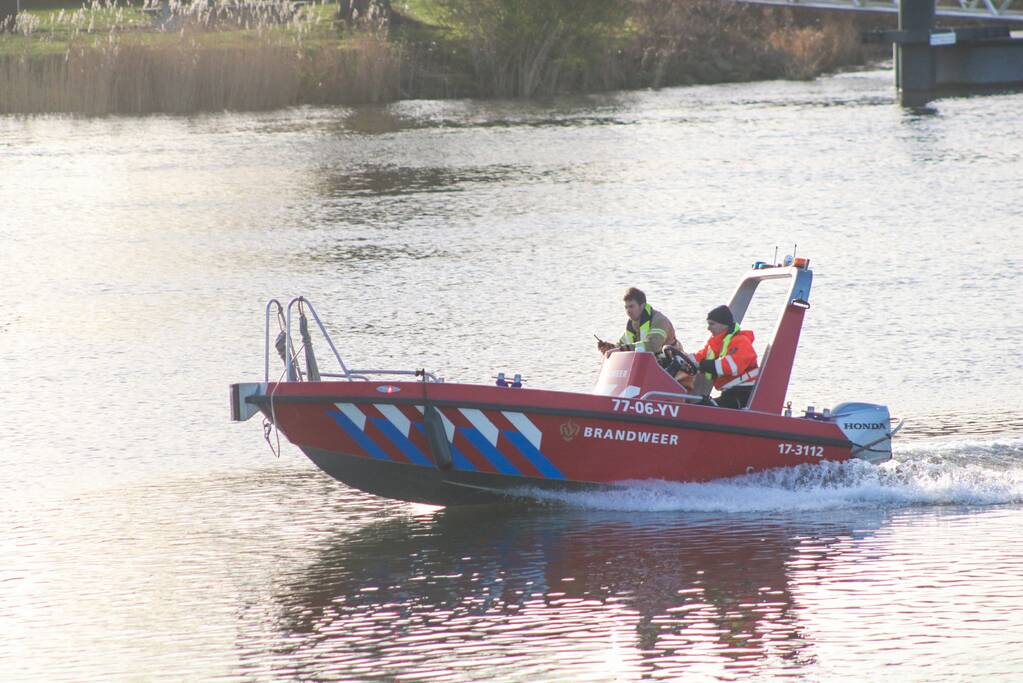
[
  {"x1": 698, "y1": 359, "x2": 717, "y2": 377},
  {"x1": 597, "y1": 340, "x2": 616, "y2": 354}
]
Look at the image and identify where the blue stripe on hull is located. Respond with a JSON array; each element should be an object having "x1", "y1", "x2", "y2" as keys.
[
  {"x1": 502, "y1": 430, "x2": 563, "y2": 480},
  {"x1": 413, "y1": 424, "x2": 477, "y2": 472},
  {"x1": 327, "y1": 409, "x2": 391, "y2": 461},
  {"x1": 459, "y1": 427, "x2": 521, "y2": 476},
  {"x1": 369, "y1": 417, "x2": 433, "y2": 467}
]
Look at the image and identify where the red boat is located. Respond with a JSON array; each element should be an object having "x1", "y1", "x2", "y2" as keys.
[{"x1": 231, "y1": 259, "x2": 901, "y2": 506}]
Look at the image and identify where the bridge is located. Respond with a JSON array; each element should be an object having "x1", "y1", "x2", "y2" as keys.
[
  {"x1": 738, "y1": 0, "x2": 1023, "y2": 105},
  {"x1": 740, "y1": 0, "x2": 1023, "y2": 21}
]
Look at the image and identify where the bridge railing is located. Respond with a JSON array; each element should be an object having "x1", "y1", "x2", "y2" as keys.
[{"x1": 732, "y1": 0, "x2": 1023, "y2": 22}]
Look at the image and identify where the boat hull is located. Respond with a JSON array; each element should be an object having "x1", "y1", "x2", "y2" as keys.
[
  {"x1": 301, "y1": 445, "x2": 611, "y2": 506},
  {"x1": 247, "y1": 380, "x2": 857, "y2": 506}
]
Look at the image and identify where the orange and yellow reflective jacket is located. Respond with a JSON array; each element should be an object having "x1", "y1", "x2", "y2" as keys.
[{"x1": 694, "y1": 325, "x2": 759, "y2": 391}]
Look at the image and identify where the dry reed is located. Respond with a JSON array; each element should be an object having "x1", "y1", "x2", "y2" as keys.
[
  {"x1": 769, "y1": 18, "x2": 865, "y2": 80},
  {"x1": 0, "y1": 0, "x2": 401, "y2": 114},
  {"x1": 0, "y1": 41, "x2": 400, "y2": 114},
  {"x1": 626, "y1": 0, "x2": 873, "y2": 88}
]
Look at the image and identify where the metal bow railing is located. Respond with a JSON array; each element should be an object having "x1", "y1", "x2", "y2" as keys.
[{"x1": 263, "y1": 297, "x2": 439, "y2": 384}]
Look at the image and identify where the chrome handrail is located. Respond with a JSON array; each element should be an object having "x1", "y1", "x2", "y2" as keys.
[
  {"x1": 320, "y1": 373, "x2": 370, "y2": 380},
  {"x1": 639, "y1": 390, "x2": 704, "y2": 402},
  {"x1": 325, "y1": 369, "x2": 439, "y2": 382},
  {"x1": 264, "y1": 299, "x2": 284, "y2": 383},
  {"x1": 267, "y1": 296, "x2": 441, "y2": 384}
]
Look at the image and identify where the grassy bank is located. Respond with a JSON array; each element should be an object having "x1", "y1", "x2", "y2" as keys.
[{"x1": 0, "y1": 0, "x2": 889, "y2": 115}]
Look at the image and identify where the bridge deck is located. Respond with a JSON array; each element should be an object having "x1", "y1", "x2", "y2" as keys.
[{"x1": 734, "y1": 0, "x2": 1023, "y2": 22}]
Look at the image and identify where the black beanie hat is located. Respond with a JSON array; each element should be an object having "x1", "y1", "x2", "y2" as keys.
[{"x1": 707, "y1": 305, "x2": 734, "y2": 328}]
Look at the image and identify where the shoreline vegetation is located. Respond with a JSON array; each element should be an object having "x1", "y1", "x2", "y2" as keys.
[{"x1": 0, "y1": 0, "x2": 890, "y2": 115}]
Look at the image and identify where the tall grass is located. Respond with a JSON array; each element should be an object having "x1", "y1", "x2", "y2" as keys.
[
  {"x1": 0, "y1": 0, "x2": 401, "y2": 114},
  {"x1": 769, "y1": 17, "x2": 865, "y2": 80},
  {"x1": 424, "y1": 0, "x2": 627, "y2": 99},
  {"x1": 0, "y1": 40, "x2": 400, "y2": 114}
]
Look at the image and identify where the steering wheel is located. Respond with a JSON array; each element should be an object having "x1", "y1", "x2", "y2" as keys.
[{"x1": 661, "y1": 346, "x2": 699, "y2": 376}]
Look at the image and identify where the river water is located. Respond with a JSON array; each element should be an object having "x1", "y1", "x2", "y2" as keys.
[{"x1": 2, "y1": 67, "x2": 1023, "y2": 681}]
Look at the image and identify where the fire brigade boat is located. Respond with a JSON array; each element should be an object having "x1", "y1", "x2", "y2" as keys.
[{"x1": 231, "y1": 260, "x2": 902, "y2": 506}]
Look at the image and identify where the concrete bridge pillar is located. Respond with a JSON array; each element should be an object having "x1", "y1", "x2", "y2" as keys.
[
  {"x1": 896, "y1": 0, "x2": 936, "y2": 106},
  {"x1": 885, "y1": 0, "x2": 1023, "y2": 106}
]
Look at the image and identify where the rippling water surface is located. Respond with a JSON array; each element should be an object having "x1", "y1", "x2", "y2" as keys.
[{"x1": 2, "y1": 68, "x2": 1022, "y2": 681}]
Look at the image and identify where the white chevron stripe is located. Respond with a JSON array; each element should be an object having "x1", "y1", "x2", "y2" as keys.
[
  {"x1": 502, "y1": 411, "x2": 542, "y2": 450},
  {"x1": 335, "y1": 402, "x2": 366, "y2": 430},
  {"x1": 460, "y1": 408, "x2": 499, "y2": 446},
  {"x1": 415, "y1": 405, "x2": 456, "y2": 442},
  {"x1": 436, "y1": 409, "x2": 456, "y2": 443},
  {"x1": 375, "y1": 403, "x2": 411, "y2": 437}
]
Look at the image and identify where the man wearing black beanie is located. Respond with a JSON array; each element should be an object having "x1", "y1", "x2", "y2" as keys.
[
  {"x1": 693, "y1": 305, "x2": 759, "y2": 409},
  {"x1": 706, "y1": 305, "x2": 734, "y2": 329}
]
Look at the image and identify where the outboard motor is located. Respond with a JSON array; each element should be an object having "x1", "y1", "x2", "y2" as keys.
[{"x1": 829, "y1": 402, "x2": 895, "y2": 464}]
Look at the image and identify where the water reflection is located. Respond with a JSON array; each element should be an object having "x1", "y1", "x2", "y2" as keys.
[
  {"x1": 908, "y1": 411, "x2": 1023, "y2": 440},
  {"x1": 901, "y1": 104, "x2": 941, "y2": 118},
  {"x1": 314, "y1": 164, "x2": 533, "y2": 198},
  {"x1": 342, "y1": 107, "x2": 407, "y2": 135},
  {"x1": 308, "y1": 242, "x2": 447, "y2": 267},
  {"x1": 257, "y1": 508, "x2": 890, "y2": 680},
  {"x1": 384, "y1": 96, "x2": 634, "y2": 130}
]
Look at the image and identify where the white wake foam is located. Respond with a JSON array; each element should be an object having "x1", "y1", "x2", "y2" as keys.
[{"x1": 518, "y1": 439, "x2": 1023, "y2": 512}]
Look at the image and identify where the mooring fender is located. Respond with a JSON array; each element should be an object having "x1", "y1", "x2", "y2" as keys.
[
  {"x1": 423, "y1": 403, "x2": 453, "y2": 471},
  {"x1": 298, "y1": 311, "x2": 321, "y2": 382},
  {"x1": 230, "y1": 383, "x2": 266, "y2": 422}
]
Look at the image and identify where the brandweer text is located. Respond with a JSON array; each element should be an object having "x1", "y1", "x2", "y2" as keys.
[{"x1": 583, "y1": 426, "x2": 679, "y2": 445}]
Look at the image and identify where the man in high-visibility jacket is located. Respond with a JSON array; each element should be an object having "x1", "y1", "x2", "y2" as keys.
[
  {"x1": 596, "y1": 287, "x2": 677, "y2": 356},
  {"x1": 694, "y1": 305, "x2": 759, "y2": 409}
]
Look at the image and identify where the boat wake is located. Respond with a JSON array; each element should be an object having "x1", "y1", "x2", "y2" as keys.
[{"x1": 514, "y1": 436, "x2": 1023, "y2": 512}]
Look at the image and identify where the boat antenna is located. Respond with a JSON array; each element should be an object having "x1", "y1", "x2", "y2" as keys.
[
  {"x1": 773, "y1": 246, "x2": 778, "y2": 265},
  {"x1": 793, "y1": 243, "x2": 797, "y2": 259}
]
